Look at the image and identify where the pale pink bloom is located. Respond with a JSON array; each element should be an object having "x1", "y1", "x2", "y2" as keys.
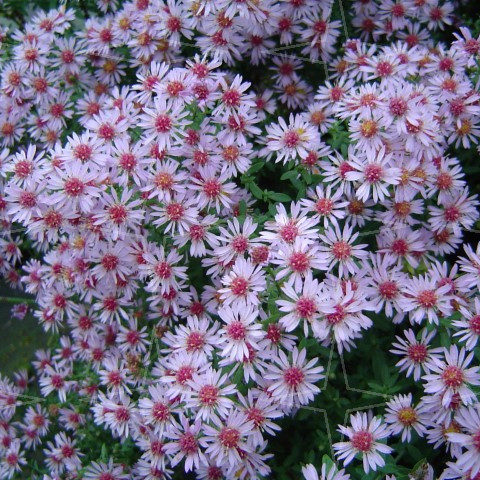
[
  {"x1": 265, "y1": 114, "x2": 319, "y2": 164},
  {"x1": 346, "y1": 147, "x2": 401, "y2": 202},
  {"x1": 139, "y1": 246, "x2": 187, "y2": 294},
  {"x1": 190, "y1": 165, "x2": 237, "y2": 213},
  {"x1": 454, "y1": 298, "x2": 480, "y2": 350},
  {"x1": 265, "y1": 347, "x2": 324, "y2": 407},
  {"x1": 219, "y1": 257, "x2": 266, "y2": 308},
  {"x1": 186, "y1": 368, "x2": 237, "y2": 422},
  {"x1": 400, "y1": 274, "x2": 453, "y2": 325},
  {"x1": 218, "y1": 303, "x2": 264, "y2": 361},
  {"x1": 200, "y1": 409, "x2": 254, "y2": 470},
  {"x1": 384, "y1": 393, "x2": 428, "y2": 442},
  {"x1": 272, "y1": 238, "x2": 328, "y2": 290},
  {"x1": 139, "y1": 96, "x2": 190, "y2": 148},
  {"x1": 447, "y1": 405, "x2": 480, "y2": 478},
  {"x1": 423, "y1": 346, "x2": 480, "y2": 407},
  {"x1": 317, "y1": 281, "x2": 373, "y2": 351},
  {"x1": 261, "y1": 202, "x2": 319, "y2": 246},
  {"x1": 300, "y1": 185, "x2": 348, "y2": 228},
  {"x1": 163, "y1": 414, "x2": 206, "y2": 472},
  {"x1": 276, "y1": 272, "x2": 323, "y2": 334},
  {"x1": 334, "y1": 412, "x2": 392, "y2": 473}
]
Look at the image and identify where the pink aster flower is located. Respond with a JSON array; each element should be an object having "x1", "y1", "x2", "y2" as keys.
[
  {"x1": 265, "y1": 114, "x2": 319, "y2": 164},
  {"x1": 217, "y1": 303, "x2": 264, "y2": 362},
  {"x1": 218, "y1": 257, "x2": 266, "y2": 308},
  {"x1": 334, "y1": 412, "x2": 393, "y2": 473},
  {"x1": 384, "y1": 393, "x2": 428, "y2": 442},
  {"x1": 265, "y1": 347, "x2": 324, "y2": 407},
  {"x1": 447, "y1": 405, "x2": 480, "y2": 478},
  {"x1": 423, "y1": 346, "x2": 480, "y2": 408},
  {"x1": 390, "y1": 328, "x2": 441, "y2": 381}
]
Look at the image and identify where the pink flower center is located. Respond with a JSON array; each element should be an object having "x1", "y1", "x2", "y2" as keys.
[
  {"x1": 376, "y1": 60, "x2": 393, "y2": 76},
  {"x1": 227, "y1": 320, "x2": 246, "y2": 340},
  {"x1": 247, "y1": 407, "x2": 265, "y2": 427},
  {"x1": 379, "y1": 281, "x2": 398, "y2": 299},
  {"x1": 232, "y1": 235, "x2": 248, "y2": 253},
  {"x1": 230, "y1": 276, "x2": 249, "y2": 296},
  {"x1": 296, "y1": 297, "x2": 316, "y2": 319},
  {"x1": 351, "y1": 430, "x2": 373, "y2": 452},
  {"x1": 15, "y1": 160, "x2": 33, "y2": 178},
  {"x1": 289, "y1": 252, "x2": 309, "y2": 273},
  {"x1": 283, "y1": 366, "x2": 305, "y2": 388},
  {"x1": 469, "y1": 315, "x2": 480, "y2": 335},
  {"x1": 266, "y1": 323, "x2": 281, "y2": 343},
  {"x1": 364, "y1": 164, "x2": 383, "y2": 183},
  {"x1": 284, "y1": 130, "x2": 300, "y2": 148},
  {"x1": 389, "y1": 98, "x2": 407, "y2": 116},
  {"x1": 442, "y1": 365, "x2": 464, "y2": 388},
  {"x1": 155, "y1": 261, "x2": 172, "y2": 279},
  {"x1": 449, "y1": 98, "x2": 465, "y2": 116},
  {"x1": 315, "y1": 198, "x2": 333, "y2": 215},
  {"x1": 280, "y1": 223, "x2": 298, "y2": 243},
  {"x1": 166, "y1": 202, "x2": 184, "y2": 221},
  {"x1": 98, "y1": 123, "x2": 115, "y2": 140},
  {"x1": 152, "y1": 402, "x2": 169, "y2": 422},
  {"x1": 332, "y1": 241, "x2": 352, "y2": 260},
  {"x1": 391, "y1": 239, "x2": 408, "y2": 256},
  {"x1": 439, "y1": 57, "x2": 454, "y2": 71},
  {"x1": 199, "y1": 385, "x2": 219, "y2": 406},
  {"x1": 189, "y1": 224, "x2": 205, "y2": 241},
  {"x1": 101, "y1": 254, "x2": 119, "y2": 271},
  {"x1": 179, "y1": 432, "x2": 198, "y2": 454},
  {"x1": 109, "y1": 204, "x2": 128, "y2": 224},
  {"x1": 326, "y1": 305, "x2": 346, "y2": 325},
  {"x1": 176, "y1": 365, "x2": 194, "y2": 384},
  {"x1": 186, "y1": 332, "x2": 204, "y2": 351},
  {"x1": 219, "y1": 427, "x2": 240, "y2": 448},
  {"x1": 223, "y1": 89, "x2": 241, "y2": 106},
  {"x1": 203, "y1": 179, "x2": 221, "y2": 198},
  {"x1": 444, "y1": 206, "x2": 460, "y2": 222},
  {"x1": 74, "y1": 144, "x2": 92, "y2": 162},
  {"x1": 51, "y1": 374, "x2": 64, "y2": 389},
  {"x1": 155, "y1": 114, "x2": 172, "y2": 133},
  {"x1": 20, "y1": 191, "x2": 36, "y2": 208},
  {"x1": 115, "y1": 406, "x2": 130, "y2": 422},
  {"x1": 416, "y1": 289, "x2": 437, "y2": 308},
  {"x1": 64, "y1": 177, "x2": 85, "y2": 197}
]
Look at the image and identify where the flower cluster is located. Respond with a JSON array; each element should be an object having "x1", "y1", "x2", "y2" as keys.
[{"x1": 0, "y1": 0, "x2": 480, "y2": 479}]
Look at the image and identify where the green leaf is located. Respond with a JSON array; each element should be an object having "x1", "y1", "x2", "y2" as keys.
[
  {"x1": 280, "y1": 170, "x2": 298, "y2": 181},
  {"x1": 249, "y1": 182, "x2": 264, "y2": 199},
  {"x1": 248, "y1": 161, "x2": 264, "y2": 174},
  {"x1": 267, "y1": 191, "x2": 292, "y2": 202}
]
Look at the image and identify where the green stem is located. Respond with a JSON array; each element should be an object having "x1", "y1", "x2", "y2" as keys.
[{"x1": 0, "y1": 296, "x2": 36, "y2": 305}]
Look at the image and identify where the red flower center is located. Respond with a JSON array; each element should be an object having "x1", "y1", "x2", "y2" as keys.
[
  {"x1": 416, "y1": 289, "x2": 437, "y2": 308},
  {"x1": 289, "y1": 252, "x2": 309, "y2": 273},
  {"x1": 155, "y1": 114, "x2": 172, "y2": 133},
  {"x1": 219, "y1": 427, "x2": 240, "y2": 448},
  {"x1": 296, "y1": 297, "x2": 317, "y2": 319},
  {"x1": 442, "y1": 365, "x2": 464, "y2": 388},
  {"x1": 199, "y1": 385, "x2": 219, "y2": 406},
  {"x1": 227, "y1": 320, "x2": 246, "y2": 340},
  {"x1": 155, "y1": 261, "x2": 172, "y2": 279},
  {"x1": 283, "y1": 366, "x2": 305, "y2": 388},
  {"x1": 351, "y1": 430, "x2": 373, "y2": 452}
]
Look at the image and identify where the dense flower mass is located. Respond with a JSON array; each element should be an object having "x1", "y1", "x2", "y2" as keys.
[{"x1": 0, "y1": 0, "x2": 480, "y2": 479}]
